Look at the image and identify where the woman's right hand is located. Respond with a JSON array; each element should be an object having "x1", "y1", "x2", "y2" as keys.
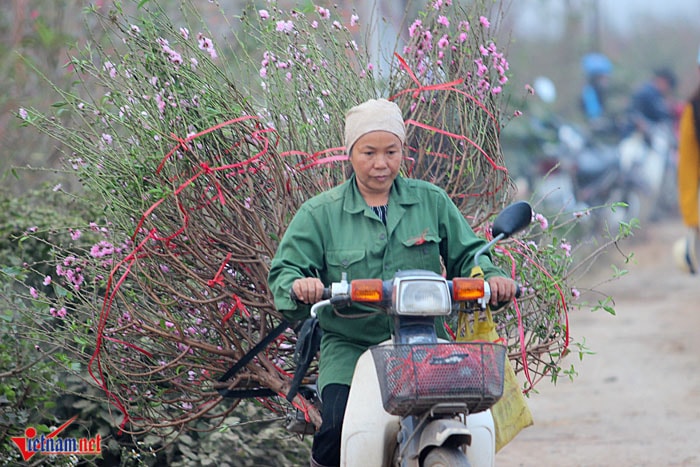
[{"x1": 292, "y1": 278, "x2": 325, "y2": 304}]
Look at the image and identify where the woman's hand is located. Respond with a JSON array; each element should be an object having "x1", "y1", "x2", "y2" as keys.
[
  {"x1": 292, "y1": 278, "x2": 325, "y2": 304},
  {"x1": 487, "y1": 276, "x2": 518, "y2": 306}
]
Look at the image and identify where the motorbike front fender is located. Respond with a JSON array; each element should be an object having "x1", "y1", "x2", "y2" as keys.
[{"x1": 418, "y1": 418, "x2": 471, "y2": 453}]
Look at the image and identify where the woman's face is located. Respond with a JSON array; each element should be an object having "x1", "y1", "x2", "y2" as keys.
[{"x1": 350, "y1": 131, "x2": 402, "y2": 203}]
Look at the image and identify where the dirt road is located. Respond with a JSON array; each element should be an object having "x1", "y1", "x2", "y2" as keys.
[{"x1": 496, "y1": 220, "x2": 700, "y2": 467}]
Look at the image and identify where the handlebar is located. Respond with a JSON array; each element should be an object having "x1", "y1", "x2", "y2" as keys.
[
  {"x1": 289, "y1": 280, "x2": 522, "y2": 317},
  {"x1": 289, "y1": 288, "x2": 331, "y2": 303}
]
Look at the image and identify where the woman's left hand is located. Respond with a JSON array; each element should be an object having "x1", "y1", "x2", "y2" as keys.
[{"x1": 486, "y1": 276, "x2": 518, "y2": 306}]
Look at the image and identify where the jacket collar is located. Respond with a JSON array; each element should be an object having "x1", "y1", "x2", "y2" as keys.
[{"x1": 341, "y1": 174, "x2": 420, "y2": 214}]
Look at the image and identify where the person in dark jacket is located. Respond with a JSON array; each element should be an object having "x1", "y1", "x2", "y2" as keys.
[
  {"x1": 625, "y1": 67, "x2": 677, "y2": 136},
  {"x1": 268, "y1": 98, "x2": 517, "y2": 467}
]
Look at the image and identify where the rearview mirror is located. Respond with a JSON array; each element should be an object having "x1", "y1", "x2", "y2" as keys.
[{"x1": 491, "y1": 201, "x2": 533, "y2": 239}]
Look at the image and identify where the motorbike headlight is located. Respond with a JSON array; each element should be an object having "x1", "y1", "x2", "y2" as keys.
[{"x1": 394, "y1": 275, "x2": 451, "y2": 316}]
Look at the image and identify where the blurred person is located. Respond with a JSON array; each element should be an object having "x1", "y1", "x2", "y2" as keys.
[
  {"x1": 580, "y1": 53, "x2": 617, "y2": 136},
  {"x1": 618, "y1": 67, "x2": 679, "y2": 222},
  {"x1": 675, "y1": 48, "x2": 700, "y2": 274},
  {"x1": 624, "y1": 67, "x2": 678, "y2": 136}
]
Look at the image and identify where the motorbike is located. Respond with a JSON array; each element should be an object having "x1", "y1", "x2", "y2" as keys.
[
  {"x1": 286, "y1": 201, "x2": 533, "y2": 467},
  {"x1": 617, "y1": 121, "x2": 678, "y2": 222},
  {"x1": 531, "y1": 116, "x2": 650, "y2": 230}
]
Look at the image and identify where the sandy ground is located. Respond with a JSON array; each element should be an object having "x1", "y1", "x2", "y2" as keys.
[{"x1": 496, "y1": 219, "x2": 700, "y2": 467}]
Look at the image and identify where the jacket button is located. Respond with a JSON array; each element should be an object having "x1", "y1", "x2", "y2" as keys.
[{"x1": 380, "y1": 233, "x2": 386, "y2": 240}]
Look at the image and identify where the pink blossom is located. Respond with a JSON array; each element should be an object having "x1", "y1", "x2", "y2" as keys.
[
  {"x1": 258, "y1": 9, "x2": 270, "y2": 20},
  {"x1": 180, "y1": 27, "x2": 189, "y2": 39},
  {"x1": 332, "y1": 20, "x2": 342, "y2": 30},
  {"x1": 90, "y1": 240, "x2": 115, "y2": 258},
  {"x1": 102, "y1": 133, "x2": 113, "y2": 145},
  {"x1": 53, "y1": 184, "x2": 62, "y2": 192},
  {"x1": 167, "y1": 50, "x2": 183, "y2": 65},
  {"x1": 43, "y1": 276, "x2": 52, "y2": 286},
  {"x1": 130, "y1": 24, "x2": 140, "y2": 34},
  {"x1": 70, "y1": 229, "x2": 82, "y2": 241},
  {"x1": 408, "y1": 19, "x2": 422, "y2": 38},
  {"x1": 259, "y1": 67, "x2": 267, "y2": 78},
  {"x1": 156, "y1": 93, "x2": 166, "y2": 113},
  {"x1": 311, "y1": 20, "x2": 318, "y2": 29},
  {"x1": 103, "y1": 61, "x2": 117, "y2": 78},
  {"x1": 535, "y1": 213, "x2": 549, "y2": 230},
  {"x1": 479, "y1": 16, "x2": 490, "y2": 28},
  {"x1": 571, "y1": 288, "x2": 580, "y2": 299},
  {"x1": 19, "y1": 108, "x2": 28, "y2": 120},
  {"x1": 197, "y1": 33, "x2": 217, "y2": 59},
  {"x1": 525, "y1": 84, "x2": 535, "y2": 94},
  {"x1": 350, "y1": 14, "x2": 359, "y2": 27},
  {"x1": 437, "y1": 15, "x2": 449, "y2": 27},
  {"x1": 458, "y1": 32, "x2": 468, "y2": 43},
  {"x1": 437, "y1": 34, "x2": 449, "y2": 49},
  {"x1": 30, "y1": 287, "x2": 39, "y2": 299},
  {"x1": 317, "y1": 7, "x2": 330, "y2": 19},
  {"x1": 474, "y1": 58, "x2": 488, "y2": 76},
  {"x1": 276, "y1": 20, "x2": 294, "y2": 33},
  {"x1": 492, "y1": 86, "x2": 502, "y2": 95},
  {"x1": 560, "y1": 241, "x2": 572, "y2": 257},
  {"x1": 513, "y1": 110, "x2": 523, "y2": 117}
]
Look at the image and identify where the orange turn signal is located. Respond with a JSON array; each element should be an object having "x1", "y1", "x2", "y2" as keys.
[
  {"x1": 350, "y1": 279, "x2": 384, "y2": 302},
  {"x1": 452, "y1": 277, "x2": 485, "y2": 301}
]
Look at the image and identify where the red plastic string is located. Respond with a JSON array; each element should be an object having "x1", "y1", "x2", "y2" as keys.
[
  {"x1": 156, "y1": 115, "x2": 261, "y2": 174},
  {"x1": 89, "y1": 228, "x2": 158, "y2": 431},
  {"x1": 207, "y1": 253, "x2": 232, "y2": 288},
  {"x1": 391, "y1": 53, "x2": 465, "y2": 99},
  {"x1": 390, "y1": 53, "x2": 499, "y2": 130},
  {"x1": 405, "y1": 118, "x2": 507, "y2": 173},
  {"x1": 103, "y1": 335, "x2": 154, "y2": 358},
  {"x1": 499, "y1": 240, "x2": 570, "y2": 392},
  {"x1": 493, "y1": 244, "x2": 533, "y2": 388},
  {"x1": 221, "y1": 294, "x2": 250, "y2": 326}
]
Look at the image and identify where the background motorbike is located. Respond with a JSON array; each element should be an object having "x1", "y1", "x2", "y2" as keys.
[
  {"x1": 529, "y1": 115, "x2": 650, "y2": 231},
  {"x1": 287, "y1": 201, "x2": 533, "y2": 467}
]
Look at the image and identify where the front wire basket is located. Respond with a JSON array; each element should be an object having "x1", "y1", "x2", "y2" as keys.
[{"x1": 370, "y1": 342, "x2": 506, "y2": 417}]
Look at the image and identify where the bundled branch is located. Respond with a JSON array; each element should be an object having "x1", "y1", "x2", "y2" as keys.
[{"x1": 13, "y1": 0, "x2": 631, "y2": 440}]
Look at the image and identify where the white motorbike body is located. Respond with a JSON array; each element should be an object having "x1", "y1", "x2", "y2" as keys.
[
  {"x1": 340, "y1": 341, "x2": 496, "y2": 467},
  {"x1": 618, "y1": 130, "x2": 666, "y2": 196}
]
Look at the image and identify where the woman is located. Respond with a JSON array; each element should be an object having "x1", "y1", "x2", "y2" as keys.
[
  {"x1": 268, "y1": 98, "x2": 517, "y2": 467},
  {"x1": 676, "y1": 51, "x2": 700, "y2": 274}
]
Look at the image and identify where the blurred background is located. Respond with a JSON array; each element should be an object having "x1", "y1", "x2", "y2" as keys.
[{"x1": 2, "y1": 0, "x2": 699, "y2": 195}]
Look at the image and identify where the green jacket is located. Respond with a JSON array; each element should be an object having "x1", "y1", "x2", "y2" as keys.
[{"x1": 268, "y1": 175, "x2": 506, "y2": 392}]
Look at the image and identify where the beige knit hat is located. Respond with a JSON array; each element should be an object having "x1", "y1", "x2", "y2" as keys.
[{"x1": 344, "y1": 98, "x2": 406, "y2": 154}]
